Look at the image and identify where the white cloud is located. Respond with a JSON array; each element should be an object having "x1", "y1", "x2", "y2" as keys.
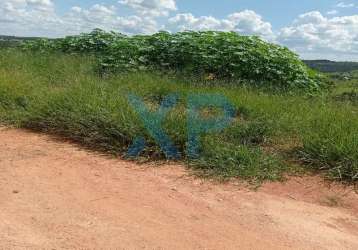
[
  {"x1": 167, "y1": 13, "x2": 227, "y2": 31},
  {"x1": 27, "y1": 0, "x2": 53, "y2": 10},
  {"x1": 0, "y1": 0, "x2": 57, "y2": 31},
  {"x1": 65, "y1": 4, "x2": 117, "y2": 26},
  {"x1": 326, "y1": 10, "x2": 338, "y2": 15},
  {"x1": 0, "y1": 1, "x2": 158, "y2": 37},
  {"x1": 278, "y1": 11, "x2": 358, "y2": 60},
  {"x1": 167, "y1": 10, "x2": 274, "y2": 40},
  {"x1": 227, "y1": 11, "x2": 274, "y2": 38},
  {"x1": 119, "y1": 0, "x2": 177, "y2": 16},
  {"x1": 0, "y1": 0, "x2": 54, "y2": 12},
  {"x1": 336, "y1": 2, "x2": 355, "y2": 8},
  {"x1": 1, "y1": 1, "x2": 358, "y2": 61},
  {"x1": 64, "y1": 5, "x2": 158, "y2": 35}
]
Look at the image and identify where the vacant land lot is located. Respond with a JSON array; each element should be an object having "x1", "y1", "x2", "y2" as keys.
[
  {"x1": 0, "y1": 47, "x2": 357, "y2": 183},
  {"x1": 1, "y1": 30, "x2": 358, "y2": 249}
]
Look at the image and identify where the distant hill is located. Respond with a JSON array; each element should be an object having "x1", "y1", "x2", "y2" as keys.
[
  {"x1": 303, "y1": 60, "x2": 358, "y2": 73},
  {"x1": 0, "y1": 35, "x2": 41, "y2": 47},
  {"x1": 0, "y1": 35, "x2": 41, "y2": 41}
]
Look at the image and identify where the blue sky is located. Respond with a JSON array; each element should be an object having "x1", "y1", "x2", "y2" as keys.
[
  {"x1": 1, "y1": 0, "x2": 358, "y2": 60},
  {"x1": 54, "y1": 0, "x2": 358, "y2": 29}
]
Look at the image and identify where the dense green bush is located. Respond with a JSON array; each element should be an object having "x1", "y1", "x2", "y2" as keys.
[
  {"x1": 22, "y1": 29, "x2": 322, "y2": 91},
  {"x1": 22, "y1": 29, "x2": 123, "y2": 54}
]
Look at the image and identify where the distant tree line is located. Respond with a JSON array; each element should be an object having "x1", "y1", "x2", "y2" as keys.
[
  {"x1": 0, "y1": 35, "x2": 41, "y2": 48},
  {"x1": 304, "y1": 60, "x2": 358, "y2": 73}
]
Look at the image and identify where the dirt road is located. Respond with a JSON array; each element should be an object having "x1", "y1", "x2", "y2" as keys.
[{"x1": 0, "y1": 127, "x2": 358, "y2": 249}]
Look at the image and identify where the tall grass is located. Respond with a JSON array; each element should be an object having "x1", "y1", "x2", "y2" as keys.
[{"x1": 1, "y1": 50, "x2": 357, "y2": 183}]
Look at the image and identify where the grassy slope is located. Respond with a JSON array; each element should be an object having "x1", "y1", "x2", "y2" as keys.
[{"x1": 0, "y1": 50, "x2": 357, "y2": 183}]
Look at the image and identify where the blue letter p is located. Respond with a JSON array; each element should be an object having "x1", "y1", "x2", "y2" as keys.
[{"x1": 187, "y1": 94, "x2": 235, "y2": 158}]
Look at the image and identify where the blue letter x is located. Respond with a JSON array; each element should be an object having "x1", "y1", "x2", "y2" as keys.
[{"x1": 127, "y1": 93, "x2": 181, "y2": 159}]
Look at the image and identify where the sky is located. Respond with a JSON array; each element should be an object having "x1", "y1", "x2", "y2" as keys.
[{"x1": 1, "y1": 0, "x2": 358, "y2": 61}]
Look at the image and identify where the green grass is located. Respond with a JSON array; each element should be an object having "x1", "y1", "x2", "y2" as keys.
[{"x1": 1, "y1": 49, "x2": 357, "y2": 183}]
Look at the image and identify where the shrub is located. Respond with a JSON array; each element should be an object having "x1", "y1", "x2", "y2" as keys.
[
  {"x1": 21, "y1": 29, "x2": 322, "y2": 91},
  {"x1": 299, "y1": 115, "x2": 358, "y2": 182}
]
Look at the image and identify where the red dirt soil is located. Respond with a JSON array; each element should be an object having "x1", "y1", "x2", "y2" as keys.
[{"x1": 0, "y1": 127, "x2": 358, "y2": 249}]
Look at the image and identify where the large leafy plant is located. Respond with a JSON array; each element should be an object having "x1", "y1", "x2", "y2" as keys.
[{"x1": 21, "y1": 29, "x2": 322, "y2": 91}]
